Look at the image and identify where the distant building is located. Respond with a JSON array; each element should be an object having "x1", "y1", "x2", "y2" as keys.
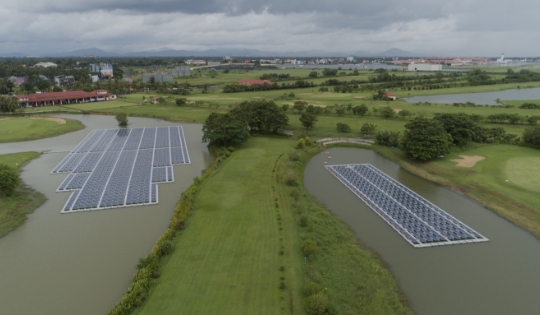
[
  {"x1": 150, "y1": 65, "x2": 159, "y2": 71},
  {"x1": 89, "y1": 62, "x2": 114, "y2": 79},
  {"x1": 346, "y1": 56, "x2": 355, "y2": 62},
  {"x1": 185, "y1": 60, "x2": 206, "y2": 65},
  {"x1": 223, "y1": 56, "x2": 232, "y2": 61},
  {"x1": 408, "y1": 64, "x2": 442, "y2": 71},
  {"x1": 384, "y1": 92, "x2": 397, "y2": 100},
  {"x1": 54, "y1": 75, "x2": 75, "y2": 87},
  {"x1": 33, "y1": 62, "x2": 57, "y2": 68},
  {"x1": 9, "y1": 76, "x2": 27, "y2": 87},
  {"x1": 16, "y1": 90, "x2": 116, "y2": 107},
  {"x1": 238, "y1": 79, "x2": 273, "y2": 85},
  {"x1": 172, "y1": 66, "x2": 191, "y2": 77},
  {"x1": 142, "y1": 73, "x2": 174, "y2": 83},
  {"x1": 207, "y1": 61, "x2": 221, "y2": 67}
]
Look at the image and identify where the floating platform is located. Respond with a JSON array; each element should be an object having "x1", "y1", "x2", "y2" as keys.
[
  {"x1": 52, "y1": 127, "x2": 190, "y2": 213},
  {"x1": 326, "y1": 164, "x2": 488, "y2": 248}
]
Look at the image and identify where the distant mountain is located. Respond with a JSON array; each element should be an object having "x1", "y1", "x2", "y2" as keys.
[
  {"x1": 0, "y1": 52, "x2": 27, "y2": 57},
  {"x1": 48, "y1": 48, "x2": 120, "y2": 57},
  {"x1": 375, "y1": 48, "x2": 417, "y2": 57}
]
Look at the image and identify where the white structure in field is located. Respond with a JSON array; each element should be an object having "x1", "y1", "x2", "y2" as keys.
[
  {"x1": 496, "y1": 53, "x2": 508, "y2": 64},
  {"x1": 408, "y1": 63, "x2": 442, "y2": 71}
]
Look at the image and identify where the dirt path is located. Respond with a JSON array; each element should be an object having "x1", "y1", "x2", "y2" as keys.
[{"x1": 29, "y1": 117, "x2": 66, "y2": 124}]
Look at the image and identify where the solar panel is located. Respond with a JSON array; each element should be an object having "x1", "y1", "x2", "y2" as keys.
[
  {"x1": 326, "y1": 164, "x2": 489, "y2": 248},
  {"x1": 53, "y1": 126, "x2": 190, "y2": 213}
]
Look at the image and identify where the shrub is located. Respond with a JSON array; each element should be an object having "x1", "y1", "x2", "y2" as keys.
[
  {"x1": 296, "y1": 138, "x2": 305, "y2": 149},
  {"x1": 174, "y1": 220, "x2": 185, "y2": 230},
  {"x1": 0, "y1": 164, "x2": 21, "y2": 196},
  {"x1": 522, "y1": 126, "x2": 540, "y2": 149},
  {"x1": 115, "y1": 113, "x2": 128, "y2": 127},
  {"x1": 360, "y1": 123, "x2": 377, "y2": 135},
  {"x1": 299, "y1": 213, "x2": 309, "y2": 227},
  {"x1": 290, "y1": 188, "x2": 300, "y2": 200},
  {"x1": 304, "y1": 282, "x2": 323, "y2": 297},
  {"x1": 305, "y1": 292, "x2": 328, "y2": 315},
  {"x1": 280, "y1": 282, "x2": 286, "y2": 290},
  {"x1": 288, "y1": 151, "x2": 301, "y2": 161},
  {"x1": 375, "y1": 130, "x2": 400, "y2": 147},
  {"x1": 304, "y1": 137, "x2": 313, "y2": 146},
  {"x1": 302, "y1": 240, "x2": 318, "y2": 258},
  {"x1": 136, "y1": 256, "x2": 152, "y2": 270},
  {"x1": 151, "y1": 272, "x2": 160, "y2": 279},
  {"x1": 285, "y1": 171, "x2": 298, "y2": 186},
  {"x1": 336, "y1": 122, "x2": 351, "y2": 133},
  {"x1": 158, "y1": 240, "x2": 174, "y2": 256}
]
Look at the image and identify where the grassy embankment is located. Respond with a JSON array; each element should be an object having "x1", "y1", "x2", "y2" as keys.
[
  {"x1": 0, "y1": 116, "x2": 84, "y2": 143},
  {"x1": 127, "y1": 137, "x2": 412, "y2": 315},
  {"x1": 0, "y1": 152, "x2": 46, "y2": 238}
]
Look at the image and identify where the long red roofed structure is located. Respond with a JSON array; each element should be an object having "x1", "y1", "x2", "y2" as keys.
[{"x1": 16, "y1": 89, "x2": 116, "y2": 107}]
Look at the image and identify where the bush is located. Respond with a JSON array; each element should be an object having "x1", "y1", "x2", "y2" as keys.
[
  {"x1": 303, "y1": 137, "x2": 313, "y2": 146},
  {"x1": 288, "y1": 151, "x2": 301, "y2": 161},
  {"x1": 360, "y1": 123, "x2": 377, "y2": 135},
  {"x1": 115, "y1": 113, "x2": 129, "y2": 127},
  {"x1": 299, "y1": 213, "x2": 309, "y2": 227},
  {"x1": 136, "y1": 256, "x2": 153, "y2": 270},
  {"x1": 302, "y1": 240, "x2": 318, "y2": 258},
  {"x1": 336, "y1": 122, "x2": 351, "y2": 133},
  {"x1": 296, "y1": 139, "x2": 306, "y2": 149},
  {"x1": 290, "y1": 188, "x2": 300, "y2": 200},
  {"x1": 523, "y1": 126, "x2": 540, "y2": 149},
  {"x1": 304, "y1": 282, "x2": 323, "y2": 297},
  {"x1": 375, "y1": 131, "x2": 400, "y2": 147},
  {"x1": 158, "y1": 240, "x2": 174, "y2": 256},
  {"x1": 0, "y1": 164, "x2": 21, "y2": 196},
  {"x1": 285, "y1": 171, "x2": 298, "y2": 186},
  {"x1": 305, "y1": 292, "x2": 328, "y2": 315}
]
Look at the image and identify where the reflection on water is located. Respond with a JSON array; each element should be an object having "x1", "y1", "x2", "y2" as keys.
[
  {"x1": 305, "y1": 148, "x2": 540, "y2": 315},
  {"x1": 0, "y1": 115, "x2": 212, "y2": 315},
  {"x1": 403, "y1": 87, "x2": 540, "y2": 105}
]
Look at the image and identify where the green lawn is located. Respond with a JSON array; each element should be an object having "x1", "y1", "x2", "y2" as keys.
[
  {"x1": 130, "y1": 137, "x2": 412, "y2": 315},
  {"x1": 0, "y1": 152, "x2": 46, "y2": 238},
  {"x1": 0, "y1": 116, "x2": 84, "y2": 143}
]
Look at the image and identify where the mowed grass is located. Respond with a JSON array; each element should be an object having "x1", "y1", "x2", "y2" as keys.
[
  {"x1": 0, "y1": 152, "x2": 46, "y2": 238},
  {"x1": 133, "y1": 137, "x2": 306, "y2": 315},
  {"x1": 0, "y1": 116, "x2": 84, "y2": 143},
  {"x1": 505, "y1": 157, "x2": 540, "y2": 193}
]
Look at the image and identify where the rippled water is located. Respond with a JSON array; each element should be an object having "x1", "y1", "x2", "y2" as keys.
[{"x1": 403, "y1": 87, "x2": 540, "y2": 105}]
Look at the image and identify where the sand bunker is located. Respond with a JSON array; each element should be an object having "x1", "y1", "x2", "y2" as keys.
[
  {"x1": 393, "y1": 109, "x2": 402, "y2": 113},
  {"x1": 29, "y1": 117, "x2": 66, "y2": 124},
  {"x1": 0, "y1": 118, "x2": 10, "y2": 121},
  {"x1": 353, "y1": 96, "x2": 366, "y2": 99},
  {"x1": 451, "y1": 155, "x2": 485, "y2": 167}
]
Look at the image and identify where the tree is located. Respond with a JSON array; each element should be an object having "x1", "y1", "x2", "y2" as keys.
[
  {"x1": 322, "y1": 69, "x2": 338, "y2": 76},
  {"x1": 299, "y1": 113, "x2": 318, "y2": 130},
  {"x1": 522, "y1": 126, "x2": 540, "y2": 149},
  {"x1": 380, "y1": 106, "x2": 395, "y2": 119},
  {"x1": 400, "y1": 117, "x2": 453, "y2": 161},
  {"x1": 293, "y1": 101, "x2": 307, "y2": 113},
  {"x1": 281, "y1": 104, "x2": 289, "y2": 112},
  {"x1": 308, "y1": 71, "x2": 318, "y2": 78},
  {"x1": 433, "y1": 113, "x2": 480, "y2": 146},
  {"x1": 231, "y1": 99, "x2": 289, "y2": 134},
  {"x1": 352, "y1": 104, "x2": 368, "y2": 115},
  {"x1": 175, "y1": 98, "x2": 187, "y2": 106},
  {"x1": 360, "y1": 123, "x2": 377, "y2": 135},
  {"x1": 115, "y1": 113, "x2": 129, "y2": 127},
  {"x1": 0, "y1": 96, "x2": 19, "y2": 112},
  {"x1": 0, "y1": 164, "x2": 20, "y2": 197},
  {"x1": 398, "y1": 109, "x2": 412, "y2": 119},
  {"x1": 202, "y1": 112, "x2": 250, "y2": 146},
  {"x1": 52, "y1": 85, "x2": 63, "y2": 92},
  {"x1": 336, "y1": 122, "x2": 351, "y2": 133},
  {"x1": 36, "y1": 78, "x2": 51, "y2": 92}
]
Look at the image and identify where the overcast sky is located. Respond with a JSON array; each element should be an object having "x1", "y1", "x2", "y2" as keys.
[{"x1": 0, "y1": 0, "x2": 538, "y2": 56}]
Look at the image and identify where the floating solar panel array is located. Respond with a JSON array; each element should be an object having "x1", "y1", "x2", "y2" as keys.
[
  {"x1": 326, "y1": 164, "x2": 488, "y2": 247},
  {"x1": 52, "y1": 127, "x2": 190, "y2": 213}
]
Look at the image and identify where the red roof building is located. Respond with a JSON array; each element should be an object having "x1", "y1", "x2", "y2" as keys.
[
  {"x1": 238, "y1": 79, "x2": 274, "y2": 85},
  {"x1": 384, "y1": 92, "x2": 397, "y2": 100},
  {"x1": 16, "y1": 90, "x2": 117, "y2": 107}
]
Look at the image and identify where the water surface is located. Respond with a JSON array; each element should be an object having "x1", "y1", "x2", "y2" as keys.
[
  {"x1": 305, "y1": 148, "x2": 540, "y2": 315},
  {"x1": 403, "y1": 87, "x2": 540, "y2": 105},
  {"x1": 0, "y1": 115, "x2": 212, "y2": 315}
]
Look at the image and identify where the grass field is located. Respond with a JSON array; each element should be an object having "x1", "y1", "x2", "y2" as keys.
[
  {"x1": 0, "y1": 152, "x2": 46, "y2": 238},
  {"x1": 0, "y1": 116, "x2": 84, "y2": 143},
  {"x1": 131, "y1": 137, "x2": 412, "y2": 315}
]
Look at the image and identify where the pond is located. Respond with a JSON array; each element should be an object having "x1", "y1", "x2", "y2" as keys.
[
  {"x1": 403, "y1": 87, "x2": 540, "y2": 105},
  {"x1": 304, "y1": 147, "x2": 540, "y2": 315},
  {"x1": 0, "y1": 114, "x2": 213, "y2": 315}
]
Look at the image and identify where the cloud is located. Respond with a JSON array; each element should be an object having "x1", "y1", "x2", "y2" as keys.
[{"x1": 0, "y1": 0, "x2": 539, "y2": 56}]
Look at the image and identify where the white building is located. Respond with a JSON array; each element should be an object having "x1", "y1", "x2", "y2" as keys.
[
  {"x1": 346, "y1": 56, "x2": 355, "y2": 62},
  {"x1": 408, "y1": 63, "x2": 442, "y2": 71},
  {"x1": 185, "y1": 60, "x2": 206, "y2": 65},
  {"x1": 34, "y1": 62, "x2": 57, "y2": 68}
]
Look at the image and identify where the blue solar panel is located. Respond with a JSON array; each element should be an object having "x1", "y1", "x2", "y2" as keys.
[
  {"x1": 327, "y1": 164, "x2": 489, "y2": 247},
  {"x1": 54, "y1": 127, "x2": 190, "y2": 213}
]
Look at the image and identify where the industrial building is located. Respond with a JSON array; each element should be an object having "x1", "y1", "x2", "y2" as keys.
[
  {"x1": 142, "y1": 73, "x2": 174, "y2": 83},
  {"x1": 171, "y1": 66, "x2": 191, "y2": 77},
  {"x1": 54, "y1": 75, "x2": 75, "y2": 87},
  {"x1": 408, "y1": 63, "x2": 442, "y2": 71},
  {"x1": 89, "y1": 62, "x2": 114, "y2": 79}
]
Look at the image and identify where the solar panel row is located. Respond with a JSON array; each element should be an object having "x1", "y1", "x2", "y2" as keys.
[
  {"x1": 327, "y1": 164, "x2": 488, "y2": 247},
  {"x1": 55, "y1": 126, "x2": 190, "y2": 213}
]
